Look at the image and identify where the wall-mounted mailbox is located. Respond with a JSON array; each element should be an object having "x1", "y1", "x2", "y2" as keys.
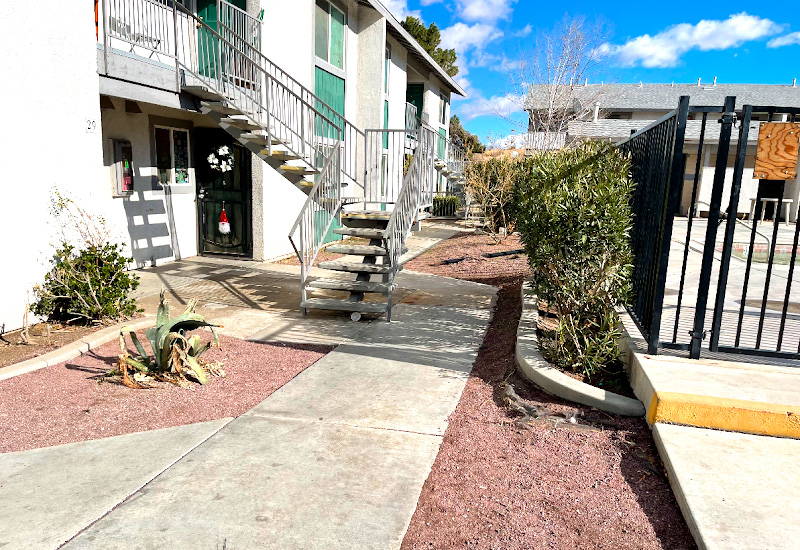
[
  {"x1": 754, "y1": 122, "x2": 800, "y2": 180},
  {"x1": 112, "y1": 139, "x2": 134, "y2": 196}
]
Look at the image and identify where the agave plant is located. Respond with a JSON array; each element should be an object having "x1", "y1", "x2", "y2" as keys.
[{"x1": 118, "y1": 291, "x2": 221, "y2": 387}]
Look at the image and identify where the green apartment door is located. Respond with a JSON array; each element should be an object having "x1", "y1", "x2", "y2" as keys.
[
  {"x1": 197, "y1": 0, "x2": 246, "y2": 78},
  {"x1": 313, "y1": 67, "x2": 345, "y2": 244},
  {"x1": 406, "y1": 84, "x2": 424, "y2": 123}
]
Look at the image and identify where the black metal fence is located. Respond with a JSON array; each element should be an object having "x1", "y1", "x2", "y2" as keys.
[{"x1": 618, "y1": 96, "x2": 800, "y2": 360}]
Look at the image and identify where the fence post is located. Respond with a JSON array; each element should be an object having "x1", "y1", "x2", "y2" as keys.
[
  {"x1": 709, "y1": 105, "x2": 753, "y2": 351},
  {"x1": 645, "y1": 96, "x2": 690, "y2": 354},
  {"x1": 689, "y1": 96, "x2": 737, "y2": 359}
]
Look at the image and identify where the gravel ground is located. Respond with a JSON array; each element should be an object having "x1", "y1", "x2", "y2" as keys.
[
  {"x1": 0, "y1": 323, "x2": 104, "y2": 369},
  {"x1": 0, "y1": 335, "x2": 332, "y2": 453},
  {"x1": 402, "y1": 234, "x2": 696, "y2": 550},
  {"x1": 404, "y1": 232, "x2": 530, "y2": 286}
]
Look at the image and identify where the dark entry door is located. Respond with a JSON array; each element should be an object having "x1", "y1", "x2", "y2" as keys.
[
  {"x1": 406, "y1": 84, "x2": 424, "y2": 122},
  {"x1": 196, "y1": 130, "x2": 252, "y2": 257}
]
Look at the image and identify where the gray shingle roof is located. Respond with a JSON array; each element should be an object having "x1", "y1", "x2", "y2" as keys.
[
  {"x1": 566, "y1": 119, "x2": 765, "y2": 143},
  {"x1": 526, "y1": 83, "x2": 800, "y2": 112}
]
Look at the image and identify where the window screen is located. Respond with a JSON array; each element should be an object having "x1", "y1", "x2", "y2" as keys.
[
  {"x1": 155, "y1": 127, "x2": 171, "y2": 185},
  {"x1": 315, "y1": 0, "x2": 329, "y2": 62}
]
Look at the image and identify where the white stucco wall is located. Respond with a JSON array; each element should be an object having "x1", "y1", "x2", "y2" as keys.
[
  {"x1": 386, "y1": 35, "x2": 408, "y2": 129},
  {"x1": 100, "y1": 101, "x2": 204, "y2": 268},
  {"x1": 260, "y1": 0, "x2": 315, "y2": 90},
  {"x1": 1, "y1": 1, "x2": 105, "y2": 331}
]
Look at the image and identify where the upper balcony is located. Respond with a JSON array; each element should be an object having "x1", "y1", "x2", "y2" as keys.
[{"x1": 96, "y1": 0, "x2": 260, "y2": 107}]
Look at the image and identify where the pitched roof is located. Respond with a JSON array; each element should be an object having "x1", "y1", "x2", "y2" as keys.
[
  {"x1": 526, "y1": 83, "x2": 800, "y2": 112},
  {"x1": 361, "y1": 0, "x2": 466, "y2": 97}
]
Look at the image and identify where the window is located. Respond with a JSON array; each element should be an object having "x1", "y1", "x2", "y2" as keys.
[
  {"x1": 315, "y1": 0, "x2": 345, "y2": 70},
  {"x1": 384, "y1": 44, "x2": 391, "y2": 94},
  {"x1": 439, "y1": 93, "x2": 449, "y2": 126},
  {"x1": 155, "y1": 127, "x2": 190, "y2": 186}
]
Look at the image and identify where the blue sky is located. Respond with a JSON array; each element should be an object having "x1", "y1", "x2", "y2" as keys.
[{"x1": 383, "y1": 0, "x2": 800, "y2": 145}]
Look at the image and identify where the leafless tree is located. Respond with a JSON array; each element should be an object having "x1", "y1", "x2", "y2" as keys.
[{"x1": 502, "y1": 15, "x2": 611, "y2": 152}]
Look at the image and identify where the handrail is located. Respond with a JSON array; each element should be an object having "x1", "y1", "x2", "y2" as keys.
[
  {"x1": 288, "y1": 139, "x2": 344, "y2": 298},
  {"x1": 385, "y1": 126, "x2": 437, "y2": 267}
]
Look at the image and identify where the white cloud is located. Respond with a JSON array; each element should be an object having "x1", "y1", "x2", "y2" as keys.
[
  {"x1": 513, "y1": 24, "x2": 533, "y2": 38},
  {"x1": 455, "y1": 0, "x2": 518, "y2": 24},
  {"x1": 440, "y1": 22, "x2": 503, "y2": 55},
  {"x1": 381, "y1": 0, "x2": 420, "y2": 20},
  {"x1": 605, "y1": 13, "x2": 782, "y2": 68},
  {"x1": 455, "y1": 94, "x2": 524, "y2": 121},
  {"x1": 768, "y1": 32, "x2": 800, "y2": 48}
]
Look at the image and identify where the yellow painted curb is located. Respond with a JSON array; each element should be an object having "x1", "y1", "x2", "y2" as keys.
[{"x1": 648, "y1": 391, "x2": 800, "y2": 438}]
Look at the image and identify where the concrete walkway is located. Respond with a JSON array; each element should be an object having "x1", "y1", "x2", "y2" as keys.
[
  {"x1": 621, "y1": 314, "x2": 800, "y2": 550},
  {"x1": 0, "y1": 222, "x2": 497, "y2": 549}
]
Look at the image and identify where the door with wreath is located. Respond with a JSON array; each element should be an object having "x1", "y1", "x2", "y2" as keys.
[{"x1": 195, "y1": 129, "x2": 252, "y2": 257}]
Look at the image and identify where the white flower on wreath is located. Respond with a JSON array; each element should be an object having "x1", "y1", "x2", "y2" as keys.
[{"x1": 209, "y1": 145, "x2": 234, "y2": 173}]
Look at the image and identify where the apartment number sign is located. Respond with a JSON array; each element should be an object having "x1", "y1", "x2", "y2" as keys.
[{"x1": 754, "y1": 122, "x2": 800, "y2": 180}]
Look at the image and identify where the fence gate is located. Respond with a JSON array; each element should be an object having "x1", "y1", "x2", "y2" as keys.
[{"x1": 618, "y1": 96, "x2": 800, "y2": 361}]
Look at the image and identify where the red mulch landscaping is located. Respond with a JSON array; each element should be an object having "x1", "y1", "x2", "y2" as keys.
[
  {"x1": 0, "y1": 335, "x2": 332, "y2": 453},
  {"x1": 404, "y1": 232, "x2": 530, "y2": 286},
  {"x1": 401, "y1": 233, "x2": 696, "y2": 550}
]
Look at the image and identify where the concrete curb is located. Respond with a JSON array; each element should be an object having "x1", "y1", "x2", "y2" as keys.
[
  {"x1": 0, "y1": 316, "x2": 155, "y2": 382},
  {"x1": 617, "y1": 309, "x2": 800, "y2": 438},
  {"x1": 515, "y1": 282, "x2": 646, "y2": 417}
]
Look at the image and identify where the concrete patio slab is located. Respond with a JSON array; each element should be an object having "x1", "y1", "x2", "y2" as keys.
[
  {"x1": 653, "y1": 423, "x2": 800, "y2": 550},
  {"x1": 62, "y1": 415, "x2": 442, "y2": 550},
  {"x1": 0, "y1": 419, "x2": 231, "y2": 550},
  {"x1": 247, "y1": 304, "x2": 491, "y2": 435}
]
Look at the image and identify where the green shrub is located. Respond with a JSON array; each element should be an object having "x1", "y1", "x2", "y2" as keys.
[
  {"x1": 32, "y1": 242, "x2": 140, "y2": 323},
  {"x1": 464, "y1": 156, "x2": 526, "y2": 242},
  {"x1": 433, "y1": 195, "x2": 461, "y2": 217},
  {"x1": 515, "y1": 142, "x2": 633, "y2": 379}
]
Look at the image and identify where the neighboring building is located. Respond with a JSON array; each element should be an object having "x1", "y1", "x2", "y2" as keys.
[
  {"x1": 524, "y1": 81, "x2": 800, "y2": 218},
  {"x1": 2, "y1": 0, "x2": 465, "y2": 331}
]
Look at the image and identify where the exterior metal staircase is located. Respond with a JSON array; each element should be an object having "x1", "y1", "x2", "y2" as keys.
[{"x1": 102, "y1": 0, "x2": 466, "y2": 320}]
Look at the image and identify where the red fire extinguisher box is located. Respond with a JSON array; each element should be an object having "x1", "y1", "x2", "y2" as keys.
[{"x1": 112, "y1": 139, "x2": 135, "y2": 197}]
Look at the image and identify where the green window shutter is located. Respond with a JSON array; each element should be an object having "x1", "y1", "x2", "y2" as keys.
[
  {"x1": 330, "y1": 6, "x2": 345, "y2": 70},
  {"x1": 383, "y1": 100, "x2": 389, "y2": 148},
  {"x1": 438, "y1": 128, "x2": 447, "y2": 158},
  {"x1": 314, "y1": 67, "x2": 345, "y2": 138}
]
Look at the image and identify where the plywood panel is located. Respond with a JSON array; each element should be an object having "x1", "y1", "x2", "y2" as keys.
[{"x1": 754, "y1": 122, "x2": 800, "y2": 180}]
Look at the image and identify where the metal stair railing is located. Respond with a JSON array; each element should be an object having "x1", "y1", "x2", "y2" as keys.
[
  {"x1": 171, "y1": 3, "x2": 343, "y2": 174},
  {"x1": 288, "y1": 142, "x2": 344, "y2": 303},
  {"x1": 384, "y1": 125, "x2": 437, "y2": 269},
  {"x1": 168, "y1": 2, "x2": 345, "y2": 279},
  {"x1": 99, "y1": 0, "x2": 342, "y2": 174}
]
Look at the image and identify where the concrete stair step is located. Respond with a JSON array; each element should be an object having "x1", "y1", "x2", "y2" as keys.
[
  {"x1": 307, "y1": 279, "x2": 393, "y2": 293},
  {"x1": 342, "y1": 210, "x2": 392, "y2": 221},
  {"x1": 221, "y1": 117, "x2": 261, "y2": 131},
  {"x1": 182, "y1": 85, "x2": 223, "y2": 100},
  {"x1": 201, "y1": 101, "x2": 242, "y2": 115},
  {"x1": 262, "y1": 150, "x2": 301, "y2": 161},
  {"x1": 240, "y1": 133, "x2": 276, "y2": 146},
  {"x1": 301, "y1": 298, "x2": 387, "y2": 314},
  {"x1": 325, "y1": 244, "x2": 387, "y2": 256},
  {"x1": 317, "y1": 260, "x2": 393, "y2": 274},
  {"x1": 280, "y1": 165, "x2": 319, "y2": 176},
  {"x1": 333, "y1": 227, "x2": 386, "y2": 239}
]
